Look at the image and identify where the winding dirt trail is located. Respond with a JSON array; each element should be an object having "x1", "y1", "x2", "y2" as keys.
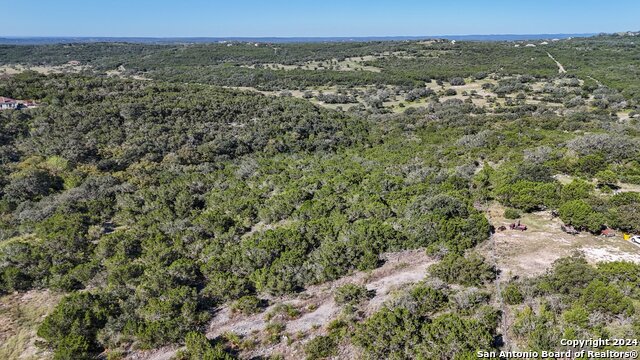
[
  {"x1": 547, "y1": 52, "x2": 566, "y2": 74},
  {"x1": 587, "y1": 75, "x2": 603, "y2": 86},
  {"x1": 126, "y1": 249, "x2": 434, "y2": 360},
  {"x1": 207, "y1": 249, "x2": 433, "y2": 339}
]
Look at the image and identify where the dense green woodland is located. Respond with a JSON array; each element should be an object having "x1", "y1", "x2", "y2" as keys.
[
  {"x1": 1, "y1": 34, "x2": 639, "y2": 96},
  {"x1": 0, "y1": 35, "x2": 639, "y2": 359}
]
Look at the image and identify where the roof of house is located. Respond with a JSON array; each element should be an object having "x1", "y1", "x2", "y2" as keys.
[{"x1": 0, "y1": 97, "x2": 17, "y2": 104}]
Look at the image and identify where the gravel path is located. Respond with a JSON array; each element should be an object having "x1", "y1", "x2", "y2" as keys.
[{"x1": 547, "y1": 52, "x2": 566, "y2": 73}]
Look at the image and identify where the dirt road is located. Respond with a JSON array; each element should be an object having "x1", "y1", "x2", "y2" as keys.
[{"x1": 547, "y1": 52, "x2": 566, "y2": 74}]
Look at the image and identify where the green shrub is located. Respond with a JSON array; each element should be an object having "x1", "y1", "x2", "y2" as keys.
[
  {"x1": 562, "y1": 305, "x2": 590, "y2": 328},
  {"x1": 230, "y1": 295, "x2": 267, "y2": 316},
  {"x1": 450, "y1": 77, "x2": 466, "y2": 86},
  {"x1": 264, "y1": 322, "x2": 286, "y2": 344},
  {"x1": 560, "y1": 180, "x2": 594, "y2": 202},
  {"x1": 181, "y1": 331, "x2": 235, "y2": 360},
  {"x1": 3, "y1": 168, "x2": 63, "y2": 204},
  {"x1": 202, "y1": 273, "x2": 253, "y2": 303},
  {"x1": 334, "y1": 284, "x2": 373, "y2": 305},
  {"x1": 595, "y1": 169, "x2": 618, "y2": 188},
  {"x1": 429, "y1": 253, "x2": 496, "y2": 286},
  {"x1": 537, "y1": 255, "x2": 597, "y2": 295},
  {"x1": 512, "y1": 305, "x2": 560, "y2": 351},
  {"x1": 403, "y1": 194, "x2": 491, "y2": 253},
  {"x1": 558, "y1": 200, "x2": 605, "y2": 233},
  {"x1": 417, "y1": 313, "x2": 496, "y2": 359},
  {"x1": 265, "y1": 303, "x2": 301, "y2": 321},
  {"x1": 503, "y1": 208, "x2": 521, "y2": 220},
  {"x1": 38, "y1": 292, "x2": 114, "y2": 358},
  {"x1": 133, "y1": 285, "x2": 207, "y2": 347},
  {"x1": 409, "y1": 285, "x2": 448, "y2": 315},
  {"x1": 52, "y1": 334, "x2": 92, "y2": 360},
  {"x1": 495, "y1": 180, "x2": 558, "y2": 212},
  {"x1": 474, "y1": 72, "x2": 488, "y2": 80},
  {"x1": 608, "y1": 203, "x2": 640, "y2": 234},
  {"x1": 353, "y1": 307, "x2": 421, "y2": 359},
  {"x1": 571, "y1": 154, "x2": 606, "y2": 176},
  {"x1": 327, "y1": 319, "x2": 349, "y2": 338},
  {"x1": 1, "y1": 265, "x2": 32, "y2": 292},
  {"x1": 596, "y1": 261, "x2": 640, "y2": 285},
  {"x1": 580, "y1": 280, "x2": 634, "y2": 316},
  {"x1": 502, "y1": 283, "x2": 524, "y2": 305},
  {"x1": 304, "y1": 336, "x2": 338, "y2": 360}
]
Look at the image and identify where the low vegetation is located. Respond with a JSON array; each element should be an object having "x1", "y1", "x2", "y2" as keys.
[{"x1": 0, "y1": 33, "x2": 639, "y2": 359}]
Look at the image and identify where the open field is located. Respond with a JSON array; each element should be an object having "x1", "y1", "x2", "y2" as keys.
[
  {"x1": 0, "y1": 64, "x2": 88, "y2": 75},
  {"x1": 480, "y1": 203, "x2": 640, "y2": 278}
]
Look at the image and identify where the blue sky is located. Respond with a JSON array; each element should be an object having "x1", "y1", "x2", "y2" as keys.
[{"x1": 1, "y1": 0, "x2": 639, "y2": 37}]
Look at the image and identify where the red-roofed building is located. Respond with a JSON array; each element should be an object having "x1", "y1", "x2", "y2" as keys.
[{"x1": 0, "y1": 97, "x2": 18, "y2": 110}]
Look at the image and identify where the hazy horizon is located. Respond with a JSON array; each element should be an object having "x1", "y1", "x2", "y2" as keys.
[
  {"x1": 0, "y1": 32, "x2": 601, "y2": 38},
  {"x1": 1, "y1": 0, "x2": 638, "y2": 38},
  {"x1": 0, "y1": 33, "x2": 603, "y2": 45}
]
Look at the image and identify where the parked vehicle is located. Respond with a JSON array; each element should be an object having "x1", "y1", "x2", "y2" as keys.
[
  {"x1": 509, "y1": 221, "x2": 527, "y2": 231},
  {"x1": 601, "y1": 227, "x2": 615, "y2": 237}
]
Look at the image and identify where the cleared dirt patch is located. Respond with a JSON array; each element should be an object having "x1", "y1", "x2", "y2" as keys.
[
  {"x1": 582, "y1": 246, "x2": 640, "y2": 263},
  {"x1": 479, "y1": 203, "x2": 640, "y2": 278},
  {"x1": 0, "y1": 64, "x2": 88, "y2": 75},
  {"x1": 127, "y1": 346, "x2": 181, "y2": 360}
]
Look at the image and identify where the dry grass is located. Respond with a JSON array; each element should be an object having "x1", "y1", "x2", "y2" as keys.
[
  {"x1": 0, "y1": 290, "x2": 60, "y2": 360},
  {"x1": 0, "y1": 64, "x2": 87, "y2": 75},
  {"x1": 224, "y1": 75, "x2": 569, "y2": 115},
  {"x1": 617, "y1": 182, "x2": 640, "y2": 193},
  {"x1": 478, "y1": 202, "x2": 640, "y2": 279},
  {"x1": 240, "y1": 55, "x2": 383, "y2": 73}
]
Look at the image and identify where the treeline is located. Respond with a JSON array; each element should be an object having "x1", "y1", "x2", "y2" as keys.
[
  {"x1": 147, "y1": 64, "x2": 427, "y2": 91},
  {"x1": 0, "y1": 41, "x2": 415, "y2": 68},
  {"x1": 367, "y1": 43, "x2": 559, "y2": 79},
  {"x1": 0, "y1": 72, "x2": 367, "y2": 167}
]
